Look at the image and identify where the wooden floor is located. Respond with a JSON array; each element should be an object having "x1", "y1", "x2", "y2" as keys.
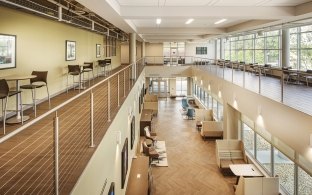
[
  {"x1": 197, "y1": 65, "x2": 312, "y2": 116},
  {"x1": 151, "y1": 98, "x2": 236, "y2": 195},
  {"x1": 0, "y1": 65, "x2": 136, "y2": 194}
]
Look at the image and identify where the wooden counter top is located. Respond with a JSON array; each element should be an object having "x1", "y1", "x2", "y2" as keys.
[{"x1": 126, "y1": 156, "x2": 149, "y2": 195}]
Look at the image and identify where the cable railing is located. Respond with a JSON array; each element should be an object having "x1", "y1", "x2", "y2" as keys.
[
  {"x1": 144, "y1": 56, "x2": 312, "y2": 115},
  {"x1": 0, "y1": 58, "x2": 145, "y2": 194},
  {"x1": 192, "y1": 59, "x2": 312, "y2": 116}
]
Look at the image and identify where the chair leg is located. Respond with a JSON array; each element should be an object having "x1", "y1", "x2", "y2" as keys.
[
  {"x1": 66, "y1": 74, "x2": 69, "y2": 93},
  {"x1": 33, "y1": 88, "x2": 37, "y2": 117},
  {"x1": 2, "y1": 98, "x2": 8, "y2": 134},
  {"x1": 31, "y1": 89, "x2": 35, "y2": 111},
  {"x1": 46, "y1": 85, "x2": 51, "y2": 109},
  {"x1": 20, "y1": 93, "x2": 23, "y2": 125}
]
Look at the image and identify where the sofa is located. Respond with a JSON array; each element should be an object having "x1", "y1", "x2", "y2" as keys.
[
  {"x1": 195, "y1": 109, "x2": 214, "y2": 122},
  {"x1": 144, "y1": 94, "x2": 158, "y2": 115},
  {"x1": 200, "y1": 121, "x2": 223, "y2": 139},
  {"x1": 234, "y1": 176, "x2": 280, "y2": 195},
  {"x1": 216, "y1": 139, "x2": 247, "y2": 169}
]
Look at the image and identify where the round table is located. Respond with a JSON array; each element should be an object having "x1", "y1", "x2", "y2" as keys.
[{"x1": 0, "y1": 74, "x2": 37, "y2": 124}]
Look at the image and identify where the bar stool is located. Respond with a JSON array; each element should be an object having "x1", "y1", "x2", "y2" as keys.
[
  {"x1": 97, "y1": 60, "x2": 106, "y2": 77},
  {"x1": 0, "y1": 79, "x2": 23, "y2": 134},
  {"x1": 82, "y1": 62, "x2": 95, "y2": 87},
  {"x1": 105, "y1": 59, "x2": 112, "y2": 76},
  {"x1": 20, "y1": 71, "x2": 50, "y2": 117},
  {"x1": 67, "y1": 65, "x2": 82, "y2": 93}
]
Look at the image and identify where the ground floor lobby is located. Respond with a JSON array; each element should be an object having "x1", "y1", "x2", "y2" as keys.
[{"x1": 151, "y1": 98, "x2": 235, "y2": 195}]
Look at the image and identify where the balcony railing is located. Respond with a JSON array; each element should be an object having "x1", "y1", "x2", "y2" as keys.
[{"x1": 0, "y1": 58, "x2": 145, "y2": 194}]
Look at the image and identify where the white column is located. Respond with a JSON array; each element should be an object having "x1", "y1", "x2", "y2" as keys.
[
  {"x1": 282, "y1": 29, "x2": 290, "y2": 68},
  {"x1": 129, "y1": 33, "x2": 136, "y2": 79},
  {"x1": 220, "y1": 38, "x2": 224, "y2": 59},
  {"x1": 142, "y1": 41, "x2": 146, "y2": 58},
  {"x1": 214, "y1": 40, "x2": 218, "y2": 60}
]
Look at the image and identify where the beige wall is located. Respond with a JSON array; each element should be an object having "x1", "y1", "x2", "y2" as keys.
[
  {"x1": 192, "y1": 67, "x2": 312, "y2": 173},
  {"x1": 0, "y1": 6, "x2": 121, "y2": 110},
  {"x1": 121, "y1": 43, "x2": 129, "y2": 64},
  {"x1": 71, "y1": 72, "x2": 145, "y2": 195}
]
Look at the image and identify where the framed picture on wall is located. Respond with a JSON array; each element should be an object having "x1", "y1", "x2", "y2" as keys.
[
  {"x1": 0, "y1": 34, "x2": 16, "y2": 69},
  {"x1": 130, "y1": 116, "x2": 135, "y2": 149},
  {"x1": 96, "y1": 44, "x2": 101, "y2": 58},
  {"x1": 65, "y1": 40, "x2": 76, "y2": 61},
  {"x1": 121, "y1": 138, "x2": 128, "y2": 189}
]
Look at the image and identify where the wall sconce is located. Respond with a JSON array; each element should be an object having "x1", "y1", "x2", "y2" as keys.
[
  {"x1": 200, "y1": 80, "x2": 203, "y2": 86},
  {"x1": 218, "y1": 90, "x2": 222, "y2": 98},
  {"x1": 258, "y1": 105, "x2": 262, "y2": 116},
  {"x1": 208, "y1": 84, "x2": 211, "y2": 91},
  {"x1": 116, "y1": 131, "x2": 121, "y2": 145},
  {"x1": 194, "y1": 76, "x2": 197, "y2": 81},
  {"x1": 233, "y1": 94, "x2": 238, "y2": 109}
]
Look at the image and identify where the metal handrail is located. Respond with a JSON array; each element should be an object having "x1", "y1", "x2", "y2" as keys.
[{"x1": 0, "y1": 59, "x2": 142, "y2": 144}]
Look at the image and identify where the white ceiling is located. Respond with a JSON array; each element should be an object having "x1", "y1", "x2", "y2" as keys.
[{"x1": 77, "y1": 0, "x2": 312, "y2": 42}]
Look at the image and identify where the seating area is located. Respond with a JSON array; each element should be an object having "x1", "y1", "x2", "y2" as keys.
[
  {"x1": 200, "y1": 121, "x2": 223, "y2": 139},
  {"x1": 143, "y1": 94, "x2": 159, "y2": 116},
  {"x1": 234, "y1": 176, "x2": 280, "y2": 195},
  {"x1": 216, "y1": 139, "x2": 248, "y2": 170}
]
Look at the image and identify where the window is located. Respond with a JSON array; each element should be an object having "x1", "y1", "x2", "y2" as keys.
[
  {"x1": 298, "y1": 167, "x2": 312, "y2": 195},
  {"x1": 176, "y1": 77, "x2": 187, "y2": 96},
  {"x1": 273, "y1": 148, "x2": 295, "y2": 195},
  {"x1": 196, "y1": 47, "x2": 207, "y2": 55},
  {"x1": 242, "y1": 123, "x2": 255, "y2": 156},
  {"x1": 256, "y1": 135, "x2": 272, "y2": 174}
]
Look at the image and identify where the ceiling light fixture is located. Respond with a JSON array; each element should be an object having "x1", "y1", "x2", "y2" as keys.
[
  {"x1": 185, "y1": 18, "x2": 194, "y2": 24},
  {"x1": 215, "y1": 19, "x2": 227, "y2": 25},
  {"x1": 156, "y1": 18, "x2": 161, "y2": 25}
]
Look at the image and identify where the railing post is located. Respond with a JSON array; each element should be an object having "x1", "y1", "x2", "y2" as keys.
[
  {"x1": 259, "y1": 70, "x2": 261, "y2": 94},
  {"x1": 128, "y1": 67, "x2": 131, "y2": 91},
  {"x1": 231, "y1": 62, "x2": 234, "y2": 83},
  {"x1": 90, "y1": 91, "x2": 95, "y2": 147},
  {"x1": 108, "y1": 79, "x2": 111, "y2": 122},
  {"x1": 124, "y1": 71, "x2": 126, "y2": 97},
  {"x1": 281, "y1": 73, "x2": 284, "y2": 103},
  {"x1": 118, "y1": 74, "x2": 120, "y2": 106},
  {"x1": 53, "y1": 111, "x2": 59, "y2": 195},
  {"x1": 243, "y1": 64, "x2": 246, "y2": 88},
  {"x1": 222, "y1": 62, "x2": 225, "y2": 78}
]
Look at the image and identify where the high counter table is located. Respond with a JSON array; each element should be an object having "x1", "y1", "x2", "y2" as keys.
[{"x1": 0, "y1": 74, "x2": 37, "y2": 124}]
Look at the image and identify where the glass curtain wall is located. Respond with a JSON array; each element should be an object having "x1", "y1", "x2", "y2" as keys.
[
  {"x1": 290, "y1": 25, "x2": 312, "y2": 70},
  {"x1": 223, "y1": 30, "x2": 281, "y2": 66},
  {"x1": 241, "y1": 121, "x2": 312, "y2": 195},
  {"x1": 193, "y1": 84, "x2": 223, "y2": 121}
]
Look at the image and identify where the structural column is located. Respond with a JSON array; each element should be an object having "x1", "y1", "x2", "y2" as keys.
[
  {"x1": 220, "y1": 38, "x2": 224, "y2": 59},
  {"x1": 214, "y1": 39, "x2": 218, "y2": 60},
  {"x1": 281, "y1": 28, "x2": 290, "y2": 68},
  {"x1": 142, "y1": 41, "x2": 146, "y2": 58},
  {"x1": 129, "y1": 33, "x2": 136, "y2": 79}
]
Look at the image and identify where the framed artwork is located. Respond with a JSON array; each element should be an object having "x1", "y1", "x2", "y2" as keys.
[
  {"x1": 107, "y1": 182, "x2": 115, "y2": 195},
  {"x1": 121, "y1": 138, "x2": 128, "y2": 189},
  {"x1": 65, "y1": 40, "x2": 76, "y2": 61},
  {"x1": 130, "y1": 116, "x2": 135, "y2": 149},
  {"x1": 0, "y1": 34, "x2": 16, "y2": 69},
  {"x1": 96, "y1": 44, "x2": 101, "y2": 58}
]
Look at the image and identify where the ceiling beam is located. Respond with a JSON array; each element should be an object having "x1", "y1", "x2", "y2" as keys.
[
  {"x1": 137, "y1": 27, "x2": 226, "y2": 34},
  {"x1": 120, "y1": 6, "x2": 295, "y2": 20}
]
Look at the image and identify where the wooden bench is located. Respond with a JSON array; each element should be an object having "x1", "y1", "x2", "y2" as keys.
[{"x1": 216, "y1": 140, "x2": 247, "y2": 170}]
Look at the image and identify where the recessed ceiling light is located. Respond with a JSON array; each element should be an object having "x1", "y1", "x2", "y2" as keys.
[
  {"x1": 214, "y1": 19, "x2": 227, "y2": 25},
  {"x1": 156, "y1": 18, "x2": 161, "y2": 25},
  {"x1": 185, "y1": 18, "x2": 194, "y2": 24}
]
